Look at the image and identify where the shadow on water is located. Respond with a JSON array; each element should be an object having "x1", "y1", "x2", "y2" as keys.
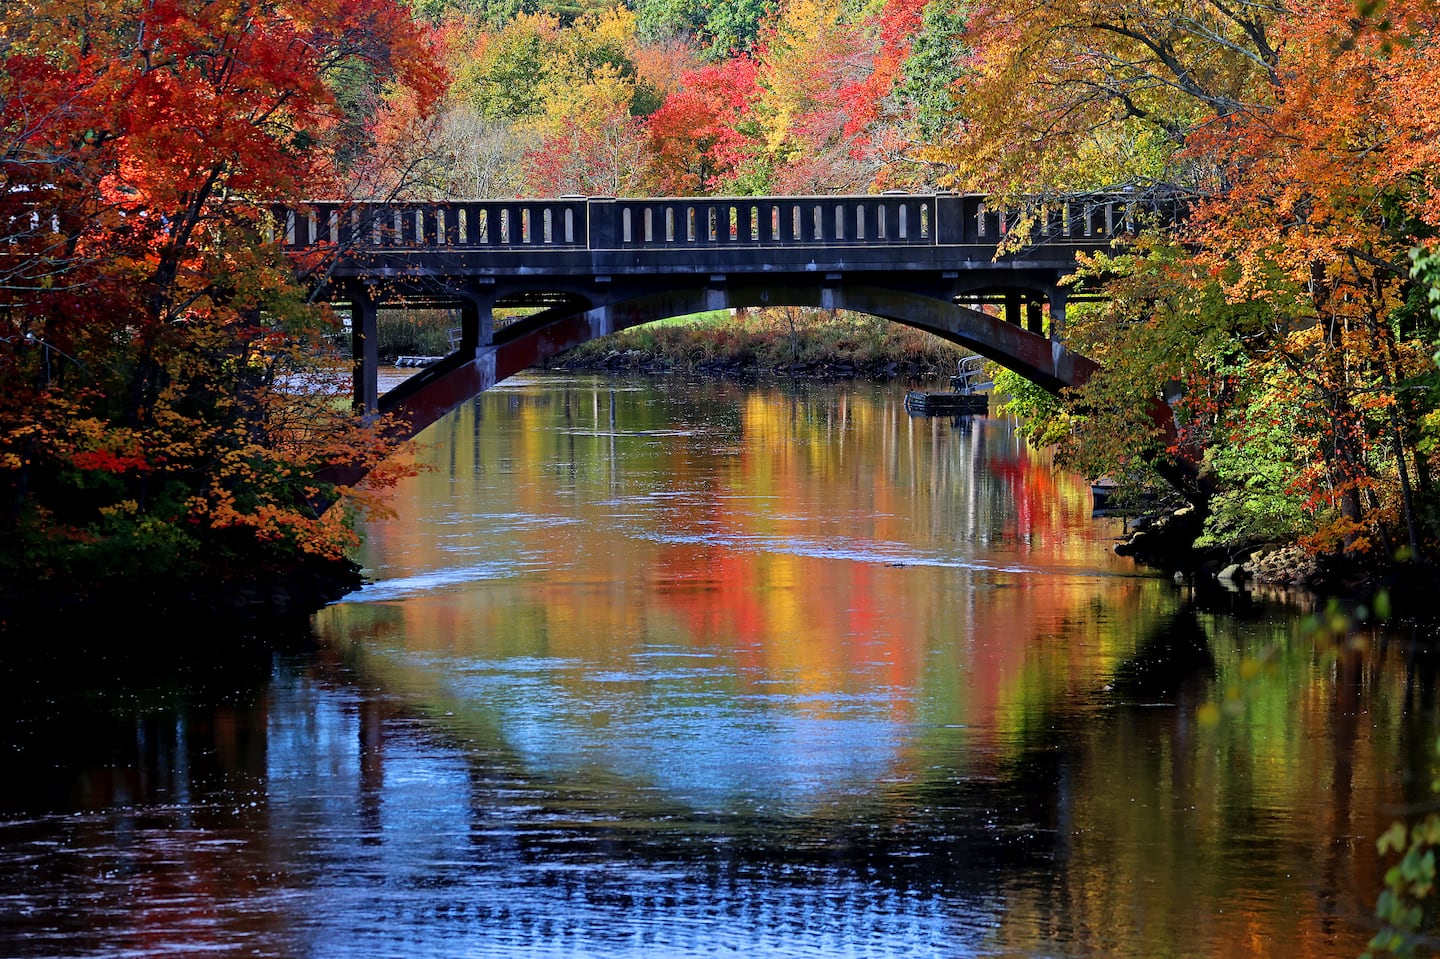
[
  {"x1": 1109, "y1": 603, "x2": 1217, "y2": 703},
  {"x1": 0, "y1": 613, "x2": 317, "y2": 816}
]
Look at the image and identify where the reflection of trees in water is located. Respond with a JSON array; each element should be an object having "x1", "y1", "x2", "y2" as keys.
[
  {"x1": 1109, "y1": 604, "x2": 1216, "y2": 703},
  {"x1": 5, "y1": 598, "x2": 1439, "y2": 957}
]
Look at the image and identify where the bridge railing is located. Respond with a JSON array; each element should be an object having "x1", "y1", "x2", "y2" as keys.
[
  {"x1": 273, "y1": 198, "x2": 592, "y2": 249},
  {"x1": 268, "y1": 193, "x2": 1181, "y2": 252},
  {"x1": 599, "y1": 196, "x2": 937, "y2": 247},
  {"x1": 934, "y1": 194, "x2": 1181, "y2": 246}
]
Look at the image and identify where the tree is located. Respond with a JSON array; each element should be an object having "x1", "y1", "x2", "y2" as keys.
[
  {"x1": 936, "y1": 0, "x2": 1440, "y2": 565},
  {"x1": 522, "y1": 64, "x2": 655, "y2": 194},
  {"x1": 635, "y1": 0, "x2": 777, "y2": 59},
  {"x1": 893, "y1": 0, "x2": 970, "y2": 142},
  {"x1": 0, "y1": 0, "x2": 444, "y2": 601},
  {"x1": 750, "y1": 0, "x2": 880, "y2": 192},
  {"x1": 645, "y1": 58, "x2": 764, "y2": 194},
  {"x1": 925, "y1": 0, "x2": 1278, "y2": 195}
]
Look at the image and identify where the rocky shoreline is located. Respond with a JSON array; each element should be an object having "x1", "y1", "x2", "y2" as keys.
[
  {"x1": 1115, "y1": 505, "x2": 1313, "y2": 587},
  {"x1": 1114, "y1": 504, "x2": 1432, "y2": 605}
]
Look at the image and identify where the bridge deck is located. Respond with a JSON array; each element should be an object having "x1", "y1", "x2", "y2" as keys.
[
  {"x1": 264, "y1": 191, "x2": 1178, "y2": 435},
  {"x1": 274, "y1": 192, "x2": 1171, "y2": 281}
]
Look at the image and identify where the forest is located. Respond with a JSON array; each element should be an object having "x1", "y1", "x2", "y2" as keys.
[{"x1": 1, "y1": 0, "x2": 1439, "y2": 603}]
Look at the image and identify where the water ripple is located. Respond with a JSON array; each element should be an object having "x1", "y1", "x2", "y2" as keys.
[{"x1": 339, "y1": 562, "x2": 530, "y2": 602}]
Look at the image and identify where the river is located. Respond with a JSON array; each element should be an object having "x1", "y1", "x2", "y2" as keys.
[{"x1": 1, "y1": 372, "x2": 1435, "y2": 958}]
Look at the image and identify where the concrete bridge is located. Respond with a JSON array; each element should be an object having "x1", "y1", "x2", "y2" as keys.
[{"x1": 277, "y1": 192, "x2": 1176, "y2": 438}]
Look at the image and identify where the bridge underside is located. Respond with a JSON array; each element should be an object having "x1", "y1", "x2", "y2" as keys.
[{"x1": 341, "y1": 270, "x2": 1095, "y2": 441}]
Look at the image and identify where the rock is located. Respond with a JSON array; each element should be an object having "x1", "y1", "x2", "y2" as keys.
[
  {"x1": 1242, "y1": 545, "x2": 1319, "y2": 587},
  {"x1": 1114, "y1": 504, "x2": 1207, "y2": 571},
  {"x1": 1217, "y1": 563, "x2": 1244, "y2": 583}
]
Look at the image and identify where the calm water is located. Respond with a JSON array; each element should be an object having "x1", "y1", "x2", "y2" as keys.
[{"x1": 2, "y1": 373, "x2": 1437, "y2": 958}]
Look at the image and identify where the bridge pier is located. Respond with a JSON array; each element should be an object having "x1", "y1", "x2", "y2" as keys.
[
  {"x1": 1005, "y1": 292, "x2": 1022, "y2": 330},
  {"x1": 348, "y1": 283, "x2": 379, "y2": 416},
  {"x1": 456, "y1": 286, "x2": 495, "y2": 354},
  {"x1": 1048, "y1": 288, "x2": 1067, "y2": 340}
]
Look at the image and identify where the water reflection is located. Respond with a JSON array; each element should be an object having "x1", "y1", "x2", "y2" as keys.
[{"x1": 0, "y1": 374, "x2": 1435, "y2": 958}]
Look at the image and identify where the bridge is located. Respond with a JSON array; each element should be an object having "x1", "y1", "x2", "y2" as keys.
[{"x1": 277, "y1": 192, "x2": 1176, "y2": 439}]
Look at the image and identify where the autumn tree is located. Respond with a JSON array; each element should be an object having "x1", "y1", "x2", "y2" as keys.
[
  {"x1": 385, "y1": 5, "x2": 692, "y2": 199},
  {"x1": 522, "y1": 63, "x2": 655, "y2": 194},
  {"x1": 941, "y1": 0, "x2": 1440, "y2": 567},
  {"x1": 930, "y1": 0, "x2": 1275, "y2": 195},
  {"x1": 0, "y1": 0, "x2": 444, "y2": 606},
  {"x1": 644, "y1": 58, "x2": 765, "y2": 194},
  {"x1": 749, "y1": 0, "x2": 879, "y2": 192}
]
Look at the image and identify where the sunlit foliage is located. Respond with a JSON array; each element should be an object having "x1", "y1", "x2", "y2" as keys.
[{"x1": 0, "y1": 0, "x2": 444, "y2": 600}]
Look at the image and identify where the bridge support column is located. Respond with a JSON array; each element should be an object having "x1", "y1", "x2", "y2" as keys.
[
  {"x1": 1048, "y1": 289, "x2": 1067, "y2": 341},
  {"x1": 1027, "y1": 300, "x2": 1044, "y2": 335},
  {"x1": 459, "y1": 299, "x2": 493, "y2": 352},
  {"x1": 349, "y1": 285, "x2": 379, "y2": 416},
  {"x1": 457, "y1": 283, "x2": 495, "y2": 354},
  {"x1": 1005, "y1": 292, "x2": 1022, "y2": 327}
]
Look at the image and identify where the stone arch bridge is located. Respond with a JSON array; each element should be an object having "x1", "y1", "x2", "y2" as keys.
[{"x1": 277, "y1": 192, "x2": 1175, "y2": 439}]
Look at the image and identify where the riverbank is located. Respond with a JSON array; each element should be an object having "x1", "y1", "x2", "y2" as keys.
[
  {"x1": 1113, "y1": 502, "x2": 1436, "y2": 608},
  {"x1": 0, "y1": 555, "x2": 363, "y2": 637},
  {"x1": 541, "y1": 309, "x2": 967, "y2": 382}
]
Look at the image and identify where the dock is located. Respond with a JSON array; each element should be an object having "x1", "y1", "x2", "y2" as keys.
[
  {"x1": 905, "y1": 355, "x2": 991, "y2": 416},
  {"x1": 904, "y1": 391, "x2": 989, "y2": 415}
]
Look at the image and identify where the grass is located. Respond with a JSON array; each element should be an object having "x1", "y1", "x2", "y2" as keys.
[
  {"x1": 376, "y1": 308, "x2": 457, "y2": 360},
  {"x1": 552, "y1": 308, "x2": 968, "y2": 378},
  {"x1": 371, "y1": 306, "x2": 968, "y2": 381}
]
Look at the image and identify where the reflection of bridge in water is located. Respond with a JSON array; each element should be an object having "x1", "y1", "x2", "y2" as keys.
[{"x1": 276, "y1": 192, "x2": 1177, "y2": 437}]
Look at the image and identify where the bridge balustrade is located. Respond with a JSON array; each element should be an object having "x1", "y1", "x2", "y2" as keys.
[
  {"x1": 262, "y1": 192, "x2": 1179, "y2": 253},
  {"x1": 606, "y1": 196, "x2": 938, "y2": 247},
  {"x1": 274, "y1": 199, "x2": 592, "y2": 249}
]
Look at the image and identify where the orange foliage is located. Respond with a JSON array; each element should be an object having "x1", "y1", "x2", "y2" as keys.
[{"x1": 0, "y1": 0, "x2": 444, "y2": 586}]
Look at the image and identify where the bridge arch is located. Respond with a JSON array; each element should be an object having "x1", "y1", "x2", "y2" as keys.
[
  {"x1": 284, "y1": 191, "x2": 1183, "y2": 450},
  {"x1": 375, "y1": 279, "x2": 1095, "y2": 441}
]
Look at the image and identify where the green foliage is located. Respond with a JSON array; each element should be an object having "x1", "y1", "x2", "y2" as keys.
[
  {"x1": 1363, "y1": 732, "x2": 1440, "y2": 958},
  {"x1": 703, "y1": 0, "x2": 775, "y2": 56},
  {"x1": 409, "y1": 0, "x2": 608, "y2": 25},
  {"x1": 459, "y1": 23, "x2": 558, "y2": 119},
  {"x1": 895, "y1": 0, "x2": 969, "y2": 140},
  {"x1": 326, "y1": 55, "x2": 384, "y2": 169},
  {"x1": 1413, "y1": 245, "x2": 1440, "y2": 340},
  {"x1": 378, "y1": 309, "x2": 459, "y2": 360},
  {"x1": 637, "y1": 0, "x2": 774, "y2": 56},
  {"x1": 1197, "y1": 447, "x2": 1310, "y2": 549},
  {"x1": 992, "y1": 365, "x2": 1069, "y2": 446},
  {"x1": 552, "y1": 309, "x2": 965, "y2": 374},
  {"x1": 1194, "y1": 365, "x2": 1313, "y2": 549},
  {"x1": 634, "y1": 0, "x2": 702, "y2": 43}
]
